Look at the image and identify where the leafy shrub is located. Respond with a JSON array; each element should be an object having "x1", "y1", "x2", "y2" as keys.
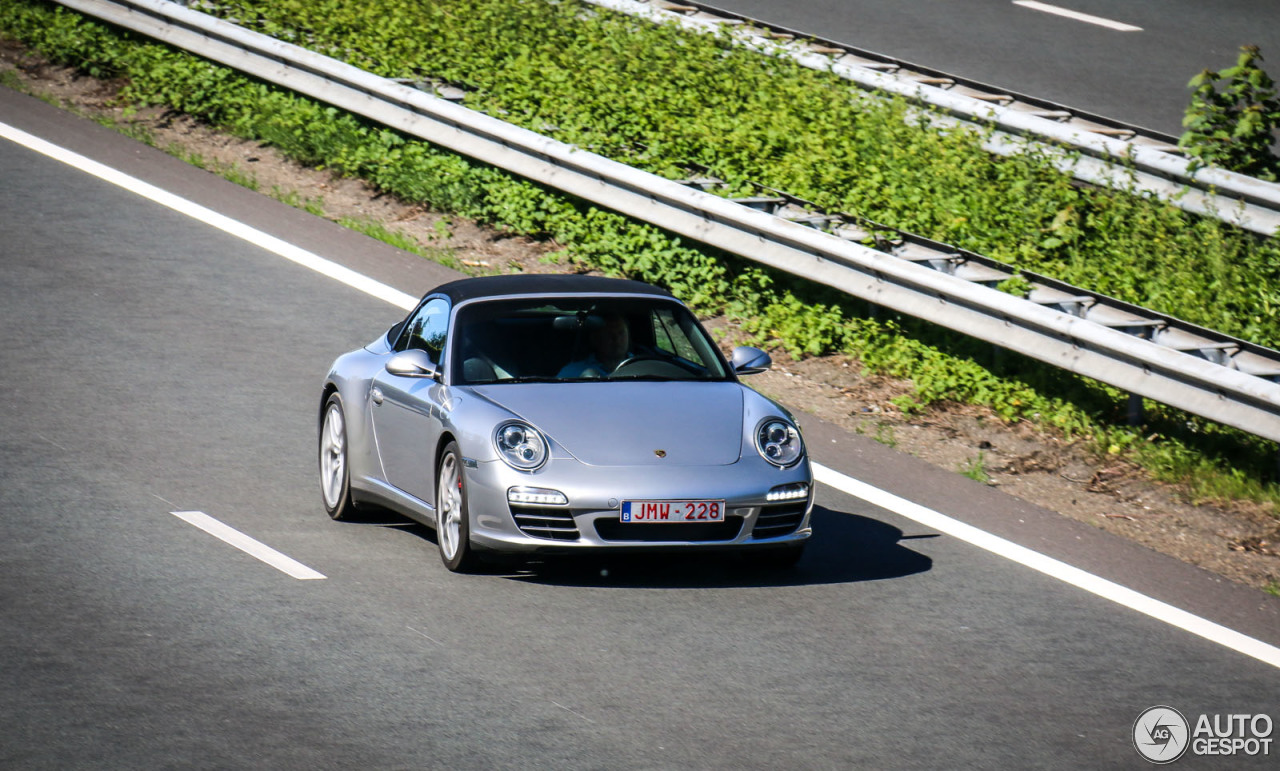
[
  {"x1": 1181, "y1": 45, "x2": 1280, "y2": 181},
  {"x1": 191, "y1": 0, "x2": 1280, "y2": 349}
]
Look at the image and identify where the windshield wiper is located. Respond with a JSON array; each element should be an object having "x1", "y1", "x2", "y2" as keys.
[
  {"x1": 607, "y1": 374, "x2": 682, "y2": 382},
  {"x1": 468, "y1": 375, "x2": 561, "y2": 384}
]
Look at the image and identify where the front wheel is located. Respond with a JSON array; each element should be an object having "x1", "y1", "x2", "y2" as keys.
[
  {"x1": 319, "y1": 393, "x2": 357, "y2": 521},
  {"x1": 436, "y1": 441, "x2": 478, "y2": 573}
]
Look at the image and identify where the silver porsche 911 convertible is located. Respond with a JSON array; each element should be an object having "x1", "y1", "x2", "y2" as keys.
[{"x1": 318, "y1": 275, "x2": 813, "y2": 572}]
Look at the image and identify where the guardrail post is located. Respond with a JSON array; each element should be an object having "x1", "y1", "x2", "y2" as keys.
[{"x1": 1127, "y1": 393, "x2": 1145, "y2": 426}]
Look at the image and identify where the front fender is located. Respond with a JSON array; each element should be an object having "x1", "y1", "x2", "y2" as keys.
[
  {"x1": 442, "y1": 386, "x2": 583, "y2": 468},
  {"x1": 321, "y1": 347, "x2": 390, "y2": 495}
]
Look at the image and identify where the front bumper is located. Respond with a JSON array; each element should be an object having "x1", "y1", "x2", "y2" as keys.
[{"x1": 463, "y1": 453, "x2": 813, "y2": 555}]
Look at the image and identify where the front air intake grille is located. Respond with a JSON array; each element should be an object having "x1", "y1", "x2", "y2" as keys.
[
  {"x1": 510, "y1": 505, "x2": 580, "y2": 541},
  {"x1": 594, "y1": 517, "x2": 744, "y2": 543},
  {"x1": 751, "y1": 502, "x2": 806, "y2": 538}
]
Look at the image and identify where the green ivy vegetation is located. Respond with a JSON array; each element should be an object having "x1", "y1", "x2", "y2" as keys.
[
  {"x1": 1181, "y1": 45, "x2": 1280, "y2": 181},
  {"x1": 2, "y1": 0, "x2": 1279, "y2": 508},
  {"x1": 197, "y1": 0, "x2": 1280, "y2": 350}
]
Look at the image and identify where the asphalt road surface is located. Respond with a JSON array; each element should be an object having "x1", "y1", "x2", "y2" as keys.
[
  {"x1": 704, "y1": 0, "x2": 1280, "y2": 137},
  {"x1": 2, "y1": 88, "x2": 1278, "y2": 768}
]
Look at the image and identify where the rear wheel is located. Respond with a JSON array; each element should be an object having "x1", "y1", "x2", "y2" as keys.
[
  {"x1": 436, "y1": 441, "x2": 478, "y2": 573},
  {"x1": 319, "y1": 393, "x2": 357, "y2": 521}
]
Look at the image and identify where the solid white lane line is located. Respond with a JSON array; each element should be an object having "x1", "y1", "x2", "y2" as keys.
[
  {"x1": 172, "y1": 511, "x2": 327, "y2": 580},
  {"x1": 7, "y1": 120, "x2": 1277, "y2": 668},
  {"x1": 813, "y1": 464, "x2": 1280, "y2": 670},
  {"x1": 1012, "y1": 1, "x2": 1142, "y2": 31},
  {"x1": 0, "y1": 121, "x2": 419, "y2": 313}
]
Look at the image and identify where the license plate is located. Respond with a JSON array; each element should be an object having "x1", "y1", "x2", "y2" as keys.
[{"x1": 620, "y1": 499, "x2": 725, "y2": 523}]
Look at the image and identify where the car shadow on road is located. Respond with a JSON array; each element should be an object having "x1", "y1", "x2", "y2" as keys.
[
  {"x1": 480, "y1": 505, "x2": 934, "y2": 588},
  {"x1": 376, "y1": 505, "x2": 932, "y2": 588}
]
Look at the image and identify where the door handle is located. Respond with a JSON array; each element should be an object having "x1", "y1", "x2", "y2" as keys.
[{"x1": 371, "y1": 386, "x2": 384, "y2": 405}]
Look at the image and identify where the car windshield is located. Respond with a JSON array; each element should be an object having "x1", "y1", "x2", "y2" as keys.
[{"x1": 451, "y1": 296, "x2": 732, "y2": 385}]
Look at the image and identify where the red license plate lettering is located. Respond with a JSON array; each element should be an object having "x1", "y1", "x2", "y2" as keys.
[
  {"x1": 635, "y1": 502, "x2": 670, "y2": 521},
  {"x1": 684, "y1": 501, "x2": 722, "y2": 520},
  {"x1": 624, "y1": 500, "x2": 724, "y2": 523}
]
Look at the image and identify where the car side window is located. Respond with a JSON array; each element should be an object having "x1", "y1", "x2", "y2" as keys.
[
  {"x1": 395, "y1": 297, "x2": 450, "y2": 362},
  {"x1": 650, "y1": 308, "x2": 699, "y2": 361}
]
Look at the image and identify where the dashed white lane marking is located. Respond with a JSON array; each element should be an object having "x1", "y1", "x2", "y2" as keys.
[
  {"x1": 5, "y1": 121, "x2": 1279, "y2": 668},
  {"x1": 814, "y1": 465, "x2": 1280, "y2": 670},
  {"x1": 1013, "y1": 1, "x2": 1143, "y2": 31},
  {"x1": 172, "y1": 511, "x2": 327, "y2": 580}
]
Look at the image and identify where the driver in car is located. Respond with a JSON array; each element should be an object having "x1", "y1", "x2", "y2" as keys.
[{"x1": 558, "y1": 313, "x2": 631, "y2": 378}]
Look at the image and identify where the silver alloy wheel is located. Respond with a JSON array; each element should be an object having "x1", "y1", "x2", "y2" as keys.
[
  {"x1": 437, "y1": 450, "x2": 462, "y2": 560},
  {"x1": 320, "y1": 402, "x2": 346, "y2": 510}
]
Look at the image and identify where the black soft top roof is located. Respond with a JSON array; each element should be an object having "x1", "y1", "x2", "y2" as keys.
[{"x1": 427, "y1": 274, "x2": 673, "y2": 304}]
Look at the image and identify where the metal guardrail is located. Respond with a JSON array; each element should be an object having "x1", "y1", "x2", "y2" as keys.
[
  {"x1": 53, "y1": 0, "x2": 1280, "y2": 441},
  {"x1": 682, "y1": 170, "x2": 1280, "y2": 383},
  {"x1": 584, "y1": 0, "x2": 1280, "y2": 237}
]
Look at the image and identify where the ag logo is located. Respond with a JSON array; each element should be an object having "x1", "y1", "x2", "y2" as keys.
[{"x1": 1134, "y1": 706, "x2": 1190, "y2": 764}]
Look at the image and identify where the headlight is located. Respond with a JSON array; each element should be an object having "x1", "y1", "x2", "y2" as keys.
[
  {"x1": 767, "y1": 482, "x2": 809, "y2": 502},
  {"x1": 507, "y1": 486, "x2": 568, "y2": 505},
  {"x1": 494, "y1": 421, "x2": 548, "y2": 470},
  {"x1": 756, "y1": 419, "x2": 803, "y2": 467}
]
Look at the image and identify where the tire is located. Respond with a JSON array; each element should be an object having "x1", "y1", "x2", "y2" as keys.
[
  {"x1": 435, "y1": 440, "x2": 478, "y2": 573},
  {"x1": 319, "y1": 393, "x2": 357, "y2": 521}
]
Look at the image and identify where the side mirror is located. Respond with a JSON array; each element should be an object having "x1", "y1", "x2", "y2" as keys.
[
  {"x1": 386, "y1": 349, "x2": 440, "y2": 380},
  {"x1": 730, "y1": 346, "x2": 771, "y2": 375}
]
